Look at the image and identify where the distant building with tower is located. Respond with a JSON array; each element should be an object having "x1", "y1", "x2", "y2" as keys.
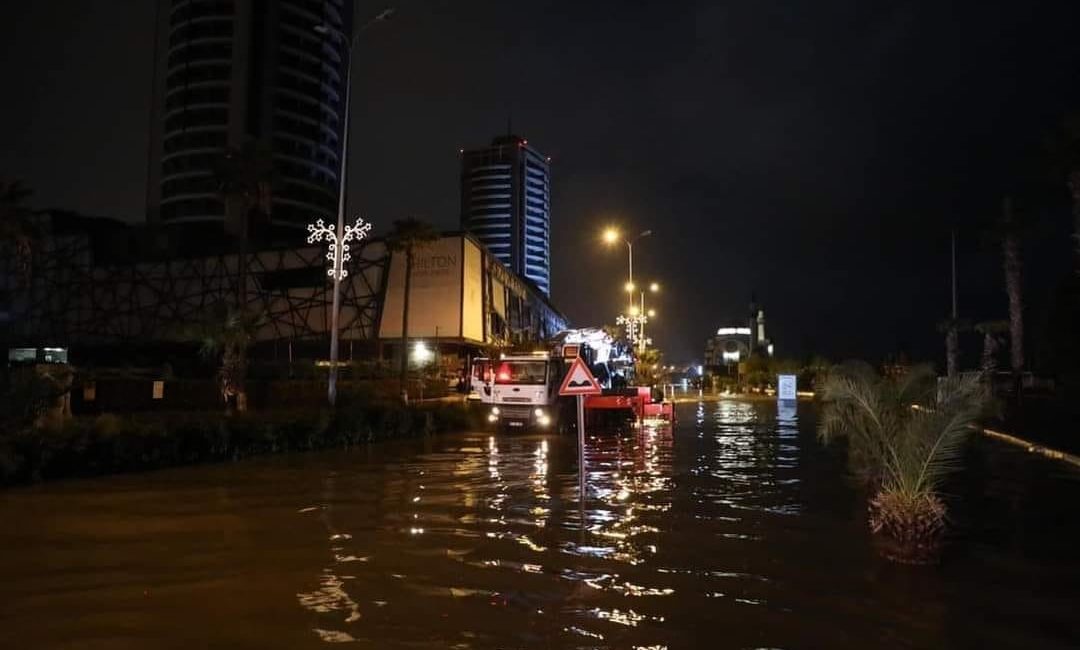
[
  {"x1": 146, "y1": 0, "x2": 353, "y2": 238},
  {"x1": 704, "y1": 299, "x2": 774, "y2": 369},
  {"x1": 459, "y1": 134, "x2": 551, "y2": 296}
]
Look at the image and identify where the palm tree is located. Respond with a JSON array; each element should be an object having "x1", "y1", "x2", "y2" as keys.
[
  {"x1": 385, "y1": 218, "x2": 438, "y2": 401},
  {"x1": 1051, "y1": 114, "x2": 1080, "y2": 268},
  {"x1": 213, "y1": 139, "x2": 275, "y2": 411},
  {"x1": 974, "y1": 320, "x2": 1008, "y2": 374},
  {"x1": 935, "y1": 318, "x2": 970, "y2": 378},
  {"x1": 181, "y1": 301, "x2": 263, "y2": 414},
  {"x1": 635, "y1": 347, "x2": 668, "y2": 387},
  {"x1": 818, "y1": 362, "x2": 989, "y2": 563},
  {"x1": 0, "y1": 180, "x2": 36, "y2": 288},
  {"x1": 999, "y1": 197, "x2": 1025, "y2": 379}
]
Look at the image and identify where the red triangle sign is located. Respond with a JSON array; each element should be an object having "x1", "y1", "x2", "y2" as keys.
[{"x1": 559, "y1": 357, "x2": 603, "y2": 396}]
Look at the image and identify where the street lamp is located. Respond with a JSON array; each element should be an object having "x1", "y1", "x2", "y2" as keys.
[
  {"x1": 309, "y1": 8, "x2": 394, "y2": 407},
  {"x1": 602, "y1": 227, "x2": 652, "y2": 342},
  {"x1": 638, "y1": 281, "x2": 659, "y2": 353}
]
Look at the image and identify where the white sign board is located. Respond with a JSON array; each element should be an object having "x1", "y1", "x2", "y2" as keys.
[{"x1": 777, "y1": 374, "x2": 797, "y2": 401}]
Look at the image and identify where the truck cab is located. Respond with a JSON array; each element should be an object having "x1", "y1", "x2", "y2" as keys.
[
  {"x1": 467, "y1": 357, "x2": 493, "y2": 403},
  {"x1": 486, "y1": 352, "x2": 564, "y2": 430}
]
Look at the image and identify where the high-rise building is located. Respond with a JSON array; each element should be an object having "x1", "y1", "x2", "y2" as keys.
[
  {"x1": 146, "y1": 0, "x2": 352, "y2": 237},
  {"x1": 460, "y1": 134, "x2": 551, "y2": 296}
]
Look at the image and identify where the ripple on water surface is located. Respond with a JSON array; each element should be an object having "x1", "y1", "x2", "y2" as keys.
[{"x1": 2, "y1": 399, "x2": 1079, "y2": 648}]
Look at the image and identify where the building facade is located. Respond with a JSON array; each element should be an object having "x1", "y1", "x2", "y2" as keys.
[
  {"x1": 703, "y1": 303, "x2": 774, "y2": 370},
  {"x1": 146, "y1": 0, "x2": 352, "y2": 236},
  {"x1": 460, "y1": 134, "x2": 551, "y2": 296},
  {"x1": 3, "y1": 214, "x2": 566, "y2": 361}
]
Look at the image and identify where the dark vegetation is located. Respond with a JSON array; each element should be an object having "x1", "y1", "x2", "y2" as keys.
[
  {"x1": 0, "y1": 364, "x2": 477, "y2": 487},
  {"x1": 0, "y1": 399, "x2": 476, "y2": 487}
]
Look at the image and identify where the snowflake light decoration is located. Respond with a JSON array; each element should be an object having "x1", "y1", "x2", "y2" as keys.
[{"x1": 306, "y1": 217, "x2": 374, "y2": 280}]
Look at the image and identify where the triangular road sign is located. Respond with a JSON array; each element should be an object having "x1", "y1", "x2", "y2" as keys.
[{"x1": 559, "y1": 357, "x2": 603, "y2": 396}]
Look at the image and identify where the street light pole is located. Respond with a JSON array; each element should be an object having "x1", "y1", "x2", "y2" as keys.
[
  {"x1": 603, "y1": 227, "x2": 651, "y2": 348},
  {"x1": 314, "y1": 8, "x2": 393, "y2": 407},
  {"x1": 638, "y1": 282, "x2": 658, "y2": 354}
]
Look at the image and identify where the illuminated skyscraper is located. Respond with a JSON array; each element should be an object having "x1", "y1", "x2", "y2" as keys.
[
  {"x1": 146, "y1": 0, "x2": 352, "y2": 237},
  {"x1": 460, "y1": 134, "x2": 551, "y2": 296}
]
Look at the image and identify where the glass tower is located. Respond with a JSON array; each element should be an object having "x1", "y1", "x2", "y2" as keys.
[
  {"x1": 459, "y1": 135, "x2": 551, "y2": 296},
  {"x1": 146, "y1": 0, "x2": 352, "y2": 237}
]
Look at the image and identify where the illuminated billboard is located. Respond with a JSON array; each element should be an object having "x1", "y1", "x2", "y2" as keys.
[{"x1": 378, "y1": 236, "x2": 486, "y2": 343}]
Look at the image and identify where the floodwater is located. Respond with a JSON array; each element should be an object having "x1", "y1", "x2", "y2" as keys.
[{"x1": 1, "y1": 400, "x2": 1079, "y2": 649}]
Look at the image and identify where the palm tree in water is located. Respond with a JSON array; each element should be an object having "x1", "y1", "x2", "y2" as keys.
[{"x1": 818, "y1": 362, "x2": 989, "y2": 564}]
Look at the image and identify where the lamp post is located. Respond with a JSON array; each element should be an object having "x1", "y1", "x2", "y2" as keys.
[
  {"x1": 616, "y1": 307, "x2": 640, "y2": 347},
  {"x1": 310, "y1": 8, "x2": 393, "y2": 407},
  {"x1": 603, "y1": 227, "x2": 652, "y2": 344},
  {"x1": 638, "y1": 282, "x2": 658, "y2": 354},
  {"x1": 308, "y1": 217, "x2": 372, "y2": 405}
]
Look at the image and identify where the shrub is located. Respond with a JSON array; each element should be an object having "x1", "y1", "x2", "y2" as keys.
[
  {"x1": 0, "y1": 399, "x2": 470, "y2": 486},
  {"x1": 818, "y1": 362, "x2": 990, "y2": 563}
]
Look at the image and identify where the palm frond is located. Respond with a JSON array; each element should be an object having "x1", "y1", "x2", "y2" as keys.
[
  {"x1": 820, "y1": 362, "x2": 990, "y2": 494},
  {"x1": 385, "y1": 218, "x2": 438, "y2": 252}
]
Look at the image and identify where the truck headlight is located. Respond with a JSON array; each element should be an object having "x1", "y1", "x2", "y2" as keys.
[
  {"x1": 491, "y1": 406, "x2": 500, "y2": 415},
  {"x1": 538, "y1": 415, "x2": 551, "y2": 427},
  {"x1": 534, "y1": 408, "x2": 544, "y2": 417}
]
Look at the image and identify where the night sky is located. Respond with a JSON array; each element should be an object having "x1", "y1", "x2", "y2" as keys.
[{"x1": 2, "y1": 1, "x2": 1079, "y2": 363}]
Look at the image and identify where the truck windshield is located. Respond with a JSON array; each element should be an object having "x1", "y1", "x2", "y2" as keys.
[{"x1": 494, "y1": 361, "x2": 547, "y2": 385}]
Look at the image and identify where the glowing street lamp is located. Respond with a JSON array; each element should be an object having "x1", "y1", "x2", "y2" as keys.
[
  {"x1": 411, "y1": 340, "x2": 433, "y2": 364},
  {"x1": 602, "y1": 226, "x2": 652, "y2": 343}
]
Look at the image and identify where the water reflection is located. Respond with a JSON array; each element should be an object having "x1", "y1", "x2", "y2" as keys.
[
  {"x1": 3, "y1": 398, "x2": 1078, "y2": 649},
  {"x1": 291, "y1": 401, "x2": 811, "y2": 646}
]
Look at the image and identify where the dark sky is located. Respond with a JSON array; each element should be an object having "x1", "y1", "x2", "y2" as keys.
[{"x1": 2, "y1": 1, "x2": 1078, "y2": 363}]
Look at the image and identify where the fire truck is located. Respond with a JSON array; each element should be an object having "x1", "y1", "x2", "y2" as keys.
[{"x1": 471, "y1": 328, "x2": 674, "y2": 431}]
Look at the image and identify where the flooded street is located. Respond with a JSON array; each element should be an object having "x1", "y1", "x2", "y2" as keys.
[{"x1": 1, "y1": 400, "x2": 1078, "y2": 648}]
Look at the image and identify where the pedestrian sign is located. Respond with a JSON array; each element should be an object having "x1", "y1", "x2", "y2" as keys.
[{"x1": 559, "y1": 357, "x2": 603, "y2": 396}]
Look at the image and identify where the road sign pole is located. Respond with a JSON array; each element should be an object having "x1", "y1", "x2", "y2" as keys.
[
  {"x1": 558, "y1": 356, "x2": 602, "y2": 529},
  {"x1": 578, "y1": 394, "x2": 585, "y2": 525}
]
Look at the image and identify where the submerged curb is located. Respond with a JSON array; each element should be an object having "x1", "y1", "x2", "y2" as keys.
[{"x1": 979, "y1": 426, "x2": 1080, "y2": 469}]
